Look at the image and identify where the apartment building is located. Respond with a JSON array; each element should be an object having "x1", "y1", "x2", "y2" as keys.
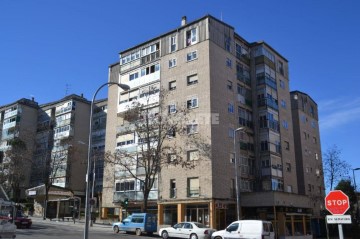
[
  {"x1": 91, "y1": 99, "x2": 107, "y2": 204},
  {"x1": 0, "y1": 98, "x2": 39, "y2": 200},
  {"x1": 30, "y1": 94, "x2": 90, "y2": 194},
  {"x1": 291, "y1": 91, "x2": 325, "y2": 217},
  {"x1": 102, "y1": 15, "x2": 325, "y2": 238}
]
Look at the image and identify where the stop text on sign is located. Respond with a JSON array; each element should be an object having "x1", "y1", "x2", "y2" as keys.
[{"x1": 326, "y1": 200, "x2": 349, "y2": 206}]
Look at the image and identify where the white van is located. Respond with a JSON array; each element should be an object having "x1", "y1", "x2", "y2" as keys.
[{"x1": 211, "y1": 220, "x2": 274, "y2": 239}]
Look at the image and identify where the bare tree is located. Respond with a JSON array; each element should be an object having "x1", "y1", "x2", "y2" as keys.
[
  {"x1": 323, "y1": 145, "x2": 350, "y2": 190},
  {"x1": 32, "y1": 135, "x2": 80, "y2": 214},
  {"x1": 0, "y1": 137, "x2": 33, "y2": 202},
  {"x1": 106, "y1": 89, "x2": 210, "y2": 212}
]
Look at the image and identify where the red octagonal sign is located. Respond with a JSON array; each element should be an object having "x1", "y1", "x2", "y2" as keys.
[{"x1": 325, "y1": 190, "x2": 350, "y2": 215}]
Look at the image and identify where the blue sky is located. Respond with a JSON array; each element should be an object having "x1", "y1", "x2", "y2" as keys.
[{"x1": 1, "y1": 1, "x2": 359, "y2": 187}]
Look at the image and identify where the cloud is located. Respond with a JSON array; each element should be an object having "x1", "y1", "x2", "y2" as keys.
[{"x1": 318, "y1": 97, "x2": 360, "y2": 130}]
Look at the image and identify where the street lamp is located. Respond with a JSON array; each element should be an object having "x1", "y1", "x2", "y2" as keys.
[
  {"x1": 233, "y1": 127, "x2": 245, "y2": 220},
  {"x1": 352, "y1": 167, "x2": 360, "y2": 221},
  {"x1": 84, "y1": 82, "x2": 130, "y2": 239}
]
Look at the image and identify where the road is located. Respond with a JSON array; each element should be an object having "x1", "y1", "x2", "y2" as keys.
[{"x1": 15, "y1": 217, "x2": 159, "y2": 239}]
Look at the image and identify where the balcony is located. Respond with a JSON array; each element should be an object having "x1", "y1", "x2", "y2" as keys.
[
  {"x1": 259, "y1": 119, "x2": 279, "y2": 132},
  {"x1": 113, "y1": 190, "x2": 158, "y2": 203},
  {"x1": 262, "y1": 167, "x2": 283, "y2": 177},
  {"x1": 258, "y1": 98, "x2": 278, "y2": 110},
  {"x1": 257, "y1": 76, "x2": 277, "y2": 90},
  {"x1": 55, "y1": 105, "x2": 72, "y2": 116},
  {"x1": 4, "y1": 109, "x2": 18, "y2": 119},
  {"x1": 140, "y1": 50, "x2": 160, "y2": 65},
  {"x1": 3, "y1": 121, "x2": 16, "y2": 130},
  {"x1": 236, "y1": 73, "x2": 251, "y2": 86}
]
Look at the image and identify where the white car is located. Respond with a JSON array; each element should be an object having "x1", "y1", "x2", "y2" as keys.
[
  {"x1": 0, "y1": 219, "x2": 16, "y2": 239},
  {"x1": 159, "y1": 222, "x2": 216, "y2": 239},
  {"x1": 211, "y1": 220, "x2": 275, "y2": 239}
]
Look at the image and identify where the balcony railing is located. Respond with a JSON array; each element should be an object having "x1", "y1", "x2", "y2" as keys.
[
  {"x1": 257, "y1": 76, "x2": 277, "y2": 90},
  {"x1": 4, "y1": 109, "x2": 18, "y2": 119},
  {"x1": 141, "y1": 51, "x2": 160, "y2": 65},
  {"x1": 258, "y1": 98, "x2": 279, "y2": 110},
  {"x1": 55, "y1": 105, "x2": 73, "y2": 116}
]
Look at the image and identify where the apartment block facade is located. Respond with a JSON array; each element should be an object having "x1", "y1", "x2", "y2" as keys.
[
  {"x1": 291, "y1": 91, "x2": 324, "y2": 217},
  {"x1": 30, "y1": 94, "x2": 91, "y2": 194},
  {"x1": 0, "y1": 98, "x2": 39, "y2": 199},
  {"x1": 102, "y1": 15, "x2": 325, "y2": 238},
  {"x1": 0, "y1": 94, "x2": 95, "y2": 204}
]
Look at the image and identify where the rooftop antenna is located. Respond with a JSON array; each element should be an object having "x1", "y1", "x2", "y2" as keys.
[
  {"x1": 221, "y1": 11, "x2": 223, "y2": 21},
  {"x1": 65, "y1": 84, "x2": 71, "y2": 96}
]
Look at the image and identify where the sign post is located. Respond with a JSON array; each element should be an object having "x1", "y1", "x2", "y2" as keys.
[{"x1": 325, "y1": 190, "x2": 351, "y2": 239}]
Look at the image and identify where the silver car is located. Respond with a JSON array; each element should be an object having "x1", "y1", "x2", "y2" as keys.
[{"x1": 159, "y1": 222, "x2": 216, "y2": 239}]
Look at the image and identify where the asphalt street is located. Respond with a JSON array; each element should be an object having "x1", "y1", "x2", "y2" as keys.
[{"x1": 15, "y1": 216, "x2": 159, "y2": 239}]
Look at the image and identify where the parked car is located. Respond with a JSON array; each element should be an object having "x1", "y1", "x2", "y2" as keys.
[
  {"x1": 211, "y1": 220, "x2": 274, "y2": 239},
  {"x1": 112, "y1": 213, "x2": 157, "y2": 235},
  {"x1": 0, "y1": 218, "x2": 16, "y2": 238},
  {"x1": 159, "y1": 222, "x2": 216, "y2": 239},
  {"x1": 0, "y1": 210, "x2": 32, "y2": 229}
]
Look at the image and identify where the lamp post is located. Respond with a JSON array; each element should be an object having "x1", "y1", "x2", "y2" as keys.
[
  {"x1": 84, "y1": 82, "x2": 129, "y2": 239},
  {"x1": 353, "y1": 167, "x2": 360, "y2": 221},
  {"x1": 234, "y1": 127, "x2": 245, "y2": 220}
]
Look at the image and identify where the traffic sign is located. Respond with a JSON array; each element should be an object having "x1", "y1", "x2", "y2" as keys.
[
  {"x1": 325, "y1": 190, "x2": 350, "y2": 215},
  {"x1": 326, "y1": 215, "x2": 352, "y2": 224}
]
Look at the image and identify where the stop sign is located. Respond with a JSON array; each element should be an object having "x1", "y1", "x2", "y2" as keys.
[{"x1": 325, "y1": 190, "x2": 350, "y2": 215}]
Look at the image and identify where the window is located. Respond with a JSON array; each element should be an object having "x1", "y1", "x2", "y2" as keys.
[
  {"x1": 311, "y1": 120, "x2": 317, "y2": 128},
  {"x1": 282, "y1": 120, "x2": 288, "y2": 129},
  {"x1": 225, "y1": 35, "x2": 231, "y2": 52},
  {"x1": 228, "y1": 128, "x2": 234, "y2": 138},
  {"x1": 228, "y1": 103, "x2": 234, "y2": 113},
  {"x1": 170, "y1": 179, "x2": 176, "y2": 198},
  {"x1": 169, "y1": 81, "x2": 176, "y2": 90},
  {"x1": 227, "y1": 81, "x2": 233, "y2": 90},
  {"x1": 287, "y1": 185, "x2": 292, "y2": 193},
  {"x1": 187, "y1": 98, "x2": 198, "y2": 109},
  {"x1": 187, "y1": 150, "x2": 199, "y2": 161},
  {"x1": 169, "y1": 58, "x2": 177, "y2": 68},
  {"x1": 141, "y1": 63, "x2": 160, "y2": 76},
  {"x1": 281, "y1": 99, "x2": 286, "y2": 108},
  {"x1": 315, "y1": 153, "x2": 319, "y2": 160},
  {"x1": 168, "y1": 153, "x2": 177, "y2": 163},
  {"x1": 168, "y1": 104, "x2": 176, "y2": 114},
  {"x1": 129, "y1": 72, "x2": 139, "y2": 81},
  {"x1": 260, "y1": 141, "x2": 269, "y2": 151},
  {"x1": 186, "y1": 124, "x2": 198, "y2": 134},
  {"x1": 313, "y1": 137, "x2": 317, "y2": 144},
  {"x1": 186, "y1": 28, "x2": 197, "y2": 46},
  {"x1": 167, "y1": 128, "x2": 176, "y2": 138},
  {"x1": 187, "y1": 177, "x2": 199, "y2": 197},
  {"x1": 170, "y1": 35, "x2": 177, "y2": 52},
  {"x1": 187, "y1": 74, "x2": 198, "y2": 85},
  {"x1": 187, "y1": 51, "x2": 198, "y2": 61},
  {"x1": 278, "y1": 61, "x2": 284, "y2": 75},
  {"x1": 286, "y1": 163, "x2": 291, "y2": 172},
  {"x1": 230, "y1": 153, "x2": 235, "y2": 163},
  {"x1": 115, "y1": 181, "x2": 135, "y2": 191},
  {"x1": 226, "y1": 58, "x2": 232, "y2": 68},
  {"x1": 284, "y1": 141, "x2": 289, "y2": 150},
  {"x1": 280, "y1": 80, "x2": 285, "y2": 89}
]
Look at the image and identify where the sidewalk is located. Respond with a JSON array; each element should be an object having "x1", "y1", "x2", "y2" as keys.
[{"x1": 30, "y1": 216, "x2": 113, "y2": 229}]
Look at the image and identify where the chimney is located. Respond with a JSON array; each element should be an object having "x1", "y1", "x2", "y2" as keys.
[
  {"x1": 31, "y1": 97, "x2": 34, "y2": 101},
  {"x1": 81, "y1": 93, "x2": 83, "y2": 98},
  {"x1": 181, "y1": 16, "x2": 187, "y2": 26}
]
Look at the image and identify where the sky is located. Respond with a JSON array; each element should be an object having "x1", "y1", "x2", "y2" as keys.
[{"x1": 1, "y1": 0, "x2": 359, "y2": 189}]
